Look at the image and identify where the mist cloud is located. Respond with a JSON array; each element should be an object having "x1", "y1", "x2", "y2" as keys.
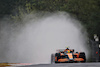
[{"x1": 0, "y1": 12, "x2": 89, "y2": 64}]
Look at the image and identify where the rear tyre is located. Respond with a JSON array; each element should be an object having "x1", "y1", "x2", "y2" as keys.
[{"x1": 51, "y1": 54, "x2": 55, "y2": 64}]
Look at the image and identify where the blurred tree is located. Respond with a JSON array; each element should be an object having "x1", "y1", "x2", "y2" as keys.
[
  {"x1": 0, "y1": 0, "x2": 100, "y2": 39},
  {"x1": 66, "y1": 0, "x2": 100, "y2": 39},
  {"x1": 0, "y1": 0, "x2": 16, "y2": 19}
]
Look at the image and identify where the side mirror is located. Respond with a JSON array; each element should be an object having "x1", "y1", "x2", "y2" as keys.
[
  {"x1": 72, "y1": 49, "x2": 74, "y2": 52},
  {"x1": 76, "y1": 52, "x2": 78, "y2": 53}
]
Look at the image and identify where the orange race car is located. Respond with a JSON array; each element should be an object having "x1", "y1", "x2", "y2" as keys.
[{"x1": 51, "y1": 48, "x2": 86, "y2": 63}]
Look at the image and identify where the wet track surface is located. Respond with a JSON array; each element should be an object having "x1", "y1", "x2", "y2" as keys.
[{"x1": 18, "y1": 63, "x2": 100, "y2": 67}]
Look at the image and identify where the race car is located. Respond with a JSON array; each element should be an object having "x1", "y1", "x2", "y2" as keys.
[{"x1": 51, "y1": 48, "x2": 86, "y2": 63}]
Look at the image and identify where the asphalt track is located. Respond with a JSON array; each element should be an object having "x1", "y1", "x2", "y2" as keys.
[{"x1": 18, "y1": 63, "x2": 100, "y2": 67}]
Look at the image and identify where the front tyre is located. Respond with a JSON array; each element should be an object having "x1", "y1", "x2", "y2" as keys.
[{"x1": 79, "y1": 52, "x2": 86, "y2": 62}]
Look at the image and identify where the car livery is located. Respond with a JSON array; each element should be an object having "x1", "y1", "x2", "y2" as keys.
[{"x1": 51, "y1": 48, "x2": 86, "y2": 63}]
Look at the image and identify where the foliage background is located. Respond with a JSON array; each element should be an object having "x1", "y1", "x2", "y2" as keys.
[{"x1": 0, "y1": 0, "x2": 100, "y2": 40}]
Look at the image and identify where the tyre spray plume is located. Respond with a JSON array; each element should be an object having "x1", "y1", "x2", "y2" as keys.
[{"x1": 0, "y1": 12, "x2": 89, "y2": 64}]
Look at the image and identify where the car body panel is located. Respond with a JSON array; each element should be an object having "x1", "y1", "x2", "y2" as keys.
[{"x1": 54, "y1": 48, "x2": 86, "y2": 63}]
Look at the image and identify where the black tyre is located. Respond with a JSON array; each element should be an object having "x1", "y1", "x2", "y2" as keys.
[
  {"x1": 79, "y1": 52, "x2": 86, "y2": 62},
  {"x1": 51, "y1": 54, "x2": 55, "y2": 64},
  {"x1": 55, "y1": 53, "x2": 60, "y2": 57},
  {"x1": 55, "y1": 53, "x2": 61, "y2": 63}
]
